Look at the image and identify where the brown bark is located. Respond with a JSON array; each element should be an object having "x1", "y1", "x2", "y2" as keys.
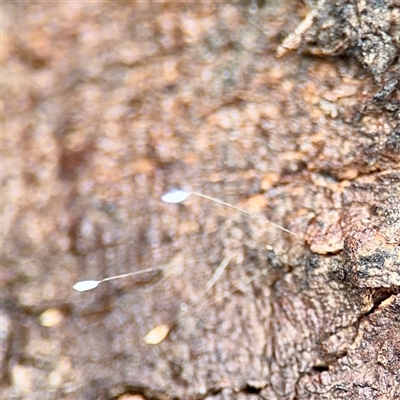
[{"x1": 3, "y1": 1, "x2": 399, "y2": 399}]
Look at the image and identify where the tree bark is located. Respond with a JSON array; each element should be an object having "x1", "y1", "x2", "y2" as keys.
[{"x1": 3, "y1": 1, "x2": 399, "y2": 399}]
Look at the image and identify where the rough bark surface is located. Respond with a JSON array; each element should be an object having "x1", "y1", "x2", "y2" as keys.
[{"x1": 2, "y1": 1, "x2": 399, "y2": 400}]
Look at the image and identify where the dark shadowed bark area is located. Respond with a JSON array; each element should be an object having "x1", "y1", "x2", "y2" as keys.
[{"x1": 2, "y1": 1, "x2": 400, "y2": 399}]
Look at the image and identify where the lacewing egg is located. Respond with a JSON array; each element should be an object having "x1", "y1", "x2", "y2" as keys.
[
  {"x1": 161, "y1": 190, "x2": 191, "y2": 203},
  {"x1": 73, "y1": 280, "x2": 100, "y2": 292}
]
